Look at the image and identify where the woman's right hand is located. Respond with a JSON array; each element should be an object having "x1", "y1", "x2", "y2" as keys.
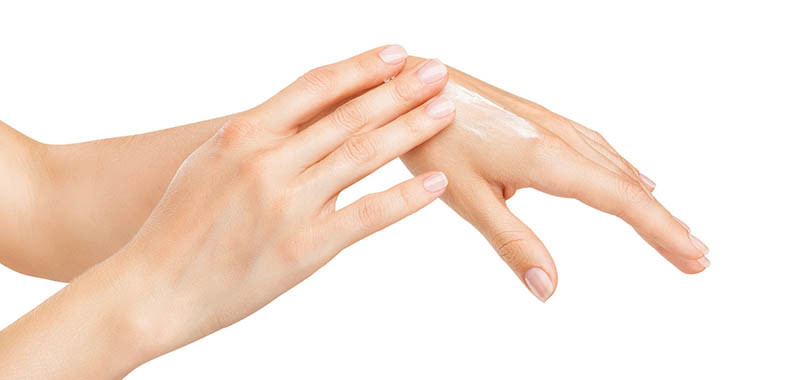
[
  {"x1": 123, "y1": 46, "x2": 455, "y2": 359},
  {"x1": 0, "y1": 46, "x2": 454, "y2": 378}
]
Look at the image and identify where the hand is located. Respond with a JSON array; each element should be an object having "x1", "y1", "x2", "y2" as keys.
[
  {"x1": 401, "y1": 58, "x2": 710, "y2": 302},
  {"x1": 119, "y1": 47, "x2": 455, "y2": 361},
  {"x1": 0, "y1": 46, "x2": 455, "y2": 378}
]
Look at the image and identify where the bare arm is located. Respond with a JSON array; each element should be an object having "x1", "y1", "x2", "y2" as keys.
[
  {"x1": 1, "y1": 45, "x2": 453, "y2": 379},
  {"x1": 1, "y1": 56, "x2": 708, "y2": 297},
  {"x1": 1, "y1": 116, "x2": 233, "y2": 280}
]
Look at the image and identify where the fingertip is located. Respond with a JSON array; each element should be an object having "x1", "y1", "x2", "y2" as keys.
[
  {"x1": 672, "y1": 216, "x2": 691, "y2": 232},
  {"x1": 416, "y1": 59, "x2": 449, "y2": 85},
  {"x1": 666, "y1": 252, "x2": 710, "y2": 274},
  {"x1": 378, "y1": 44, "x2": 408, "y2": 65},
  {"x1": 689, "y1": 233, "x2": 710, "y2": 255},
  {"x1": 523, "y1": 267, "x2": 555, "y2": 303},
  {"x1": 669, "y1": 229, "x2": 710, "y2": 262},
  {"x1": 422, "y1": 171, "x2": 448, "y2": 194},
  {"x1": 425, "y1": 96, "x2": 456, "y2": 119},
  {"x1": 698, "y1": 255, "x2": 711, "y2": 269}
]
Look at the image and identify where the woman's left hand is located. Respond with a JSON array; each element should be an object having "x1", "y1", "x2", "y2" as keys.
[{"x1": 401, "y1": 58, "x2": 710, "y2": 302}]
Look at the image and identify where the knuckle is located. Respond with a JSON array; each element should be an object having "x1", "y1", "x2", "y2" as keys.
[
  {"x1": 492, "y1": 230, "x2": 530, "y2": 268},
  {"x1": 355, "y1": 195, "x2": 383, "y2": 228},
  {"x1": 342, "y1": 134, "x2": 377, "y2": 164},
  {"x1": 397, "y1": 184, "x2": 415, "y2": 209},
  {"x1": 589, "y1": 129, "x2": 608, "y2": 143},
  {"x1": 356, "y1": 55, "x2": 380, "y2": 77},
  {"x1": 299, "y1": 66, "x2": 338, "y2": 94},
  {"x1": 615, "y1": 179, "x2": 651, "y2": 218},
  {"x1": 390, "y1": 77, "x2": 419, "y2": 104},
  {"x1": 402, "y1": 111, "x2": 428, "y2": 135},
  {"x1": 331, "y1": 101, "x2": 369, "y2": 133},
  {"x1": 215, "y1": 117, "x2": 257, "y2": 150},
  {"x1": 274, "y1": 230, "x2": 317, "y2": 269},
  {"x1": 574, "y1": 121, "x2": 608, "y2": 144}
]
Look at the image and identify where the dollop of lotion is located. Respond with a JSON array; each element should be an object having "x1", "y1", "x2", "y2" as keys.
[{"x1": 441, "y1": 82, "x2": 540, "y2": 139}]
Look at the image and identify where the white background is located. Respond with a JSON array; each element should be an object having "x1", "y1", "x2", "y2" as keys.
[{"x1": 1, "y1": 1, "x2": 798, "y2": 379}]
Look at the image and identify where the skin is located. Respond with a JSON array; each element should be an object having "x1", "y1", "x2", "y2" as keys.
[
  {"x1": 0, "y1": 55, "x2": 710, "y2": 299},
  {"x1": 0, "y1": 46, "x2": 710, "y2": 377},
  {"x1": 0, "y1": 46, "x2": 457, "y2": 378},
  {"x1": 401, "y1": 57, "x2": 710, "y2": 301}
]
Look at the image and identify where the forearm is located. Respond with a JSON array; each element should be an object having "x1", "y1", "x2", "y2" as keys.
[
  {"x1": 1, "y1": 47, "x2": 450, "y2": 377},
  {"x1": 1, "y1": 115, "x2": 235, "y2": 281},
  {"x1": 0, "y1": 57, "x2": 513, "y2": 282}
]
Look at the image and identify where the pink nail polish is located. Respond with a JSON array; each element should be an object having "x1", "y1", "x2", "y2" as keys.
[
  {"x1": 417, "y1": 59, "x2": 447, "y2": 84},
  {"x1": 378, "y1": 45, "x2": 407, "y2": 64},
  {"x1": 690, "y1": 234, "x2": 709, "y2": 255},
  {"x1": 423, "y1": 172, "x2": 447, "y2": 193},
  {"x1": 425, "y1": 96, "x2": 455, "y2": 118},
  {"x1": 523, "y1": 267, "x2": 554, "y2": 303},
  {"x1": 639, "y1": 173, "x2": 656, "y2": 189},
  {"x1": 673, "y1": 216, "x2": 690, "y2": 231}
]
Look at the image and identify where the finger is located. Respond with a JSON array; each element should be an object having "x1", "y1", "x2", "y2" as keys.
[
  {"x1": 323, "y1": 171, "x2": 448, "y2": 251},
  {"x1": 569, "y1": 120, "x2": 656, "y2": 191},
  {"x1": 578, "y1": 132, "x2": 652, "y2": 191},
  {"x1": 466, "y1": 183, "x2": 558, "y2": 302},
  {"x1": 587, "y1": 135, "x2": 656, "y2": 192},
  {"x1": 302, "y1": 95, "x2": 455, "y2": 199},
  {"x1": 532, "y1": 114, "x2": 643, "y2": 189},
  {"x1": 242, "y1": 45, "x2": 408, "y2": 135},
  {"x1": 551, "y1": 116, "x2": 652, "y2": 191},
  {"x1": 533, "y1": 140, "x2": 710, "y2": 272},
  {"x1": 282, "y1": 59, "x2": 449, "y2": 168},
  {"x1": 564, "y1": 128, "x2": 632, "y2": 180}
]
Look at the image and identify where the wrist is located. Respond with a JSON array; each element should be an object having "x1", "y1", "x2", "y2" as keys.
[
  {"x1": 0, "y1": 248, "x2": 159, "y2": 379},
  {"x1": 84, "y1": 247, "x2": 172, "y2": 370},
  {"x1": 103, "y1": 238, "x2": 200, "y2": 365}
]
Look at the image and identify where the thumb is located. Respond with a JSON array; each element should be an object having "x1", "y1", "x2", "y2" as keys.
[{"x1": 466, "y1": 185, "x2": 558, "y2": 303}]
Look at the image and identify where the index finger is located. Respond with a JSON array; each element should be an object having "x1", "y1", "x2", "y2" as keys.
[{"x1": 243, "y1": 45, "x2": 409, "y2": 135}]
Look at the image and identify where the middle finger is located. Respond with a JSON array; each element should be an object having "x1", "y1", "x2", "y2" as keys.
[{"x1": 281, "y1": 59, "x2": 449, "y2": 169}]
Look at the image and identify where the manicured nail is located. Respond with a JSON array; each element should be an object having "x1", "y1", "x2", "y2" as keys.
[
  {"x1": 523, "y1": 267, "x2": 554, "y2": 303},
  {"x1": 673, "y1": 216, "x2": 690, "y2": 231},
  {"x1": 425, "y1": 96, "x2": 455, "y2": 118},
  {"x1": 698, "y1": 256, "x2": 711, "y2": 268},
  {"x1": 378, "y1": 45, "x2": 407, "y2": 64},
  {"x1": 423, "y1": 172, "x2": 448, "y2": 193},
  {"x1": 639, "y1": 173, "x2": 656, "y2": 189},
  {"x1": 417, "y1": 59, "x2": 447, "y2": 84},
  {"x1": 690, "y1": 234, "x2": 709, "y2": 255}
]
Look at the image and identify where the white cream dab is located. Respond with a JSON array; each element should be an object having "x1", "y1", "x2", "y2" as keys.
[{"x1": 441, "y1": 82, "x2": 540, "y2": 139}]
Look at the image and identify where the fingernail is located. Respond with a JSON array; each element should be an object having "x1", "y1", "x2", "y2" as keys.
[
  {"x1": 690, "y1": 234, "x2": 709, "y2": 255},
  {"x1": 378, "y1": 45, "x2": 407, "y2": 64},
  {"x1": 425, "y1": 96, "x2": 455, "y2": 118},
  {"x1": 698, "y1": 256, "x2": 711, "y2": 268},
  {"x1": 639, "y1": 173, "x2": 656, "y2": 189},
  {"x1": 423, "y1": 172, "x2": 448, "y2": 193},
  {"x1": 673, "y1": 216, "x2": 690, "y2": 231},
  {"x1": 523, "y1": 267, "x2": 554, "y2": 303},
  {"x1": 417, "y1": 59, "x2": 447, "y2": 84}
]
